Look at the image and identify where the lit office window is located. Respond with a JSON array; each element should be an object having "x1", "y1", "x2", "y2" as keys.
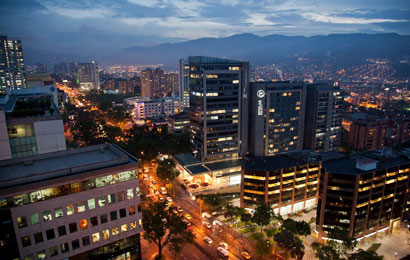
[
  {"x1": 102, "y1": 229, "x2": 110, "y2": 240},
  {"x1": 43, "y1": 210, "x2": 52, "y2": 222},
  {"x1": 92, "y1": 232, "x2": 100, "y2": 243},
  {"x1": 88, "y1": 199, "x2": 96, "y2": 210},
  {"x1": 66, "y1": 204, "x2": 75, "y2": 215},
  {"x1": 17, "y1": 216, "x2": 27, "y2": 228},
  {"x1": 55, "y1": 208, "x2": 63, "y2": 218}
]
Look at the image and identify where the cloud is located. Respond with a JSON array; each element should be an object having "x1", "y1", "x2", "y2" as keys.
[
  {"x1": 246, "y1": 13, "x2": 277, "y2": 26},
  {"x1": 127, "y1": 0, "x2": 162, "y2": 8},
  {"x1": 304, "y1": 13, "x2": 409, "y2": 24}
]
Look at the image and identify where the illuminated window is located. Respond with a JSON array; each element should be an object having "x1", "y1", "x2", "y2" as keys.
[
  {"x1": 66, "y1": 204, "x2": 75, "y2": 215},
  {"x1": 108, "y1": 194, "x2": 115, "y2": 204},
  {"x1": 130, "y1": 221, "x2": 137, "y2": 230},
  {"x1": 80, "y1": 219, "x2": 88, "y2": 230},
  {"x1": 232, "y1": 80, "x2": 239, "y2": 84},
  {"x1": 77, "y1": 202, "x2": 85, "y2": 213},
  {"x1": 112, "y1": 227, "x2": 119, "y2": 236},
  {"x1": 127, "y1": 189, "x2": 134, "y2": 199},
  {"x1": 98, "y1": 197, "x2": 106, "y2": 207},
  {"x1": 37, "y1": 250, "x2": 46, "y2": 260},
  {"x1": 121, "y1": 224, "x2": 128, "y2": 233},
  {"x1": 102, "y1": 229, "x2": 110, "y2": 240},
  {"x1": 31, "y1": 213, "x2": 39, "y2": 225},
  {"x1": 43, "y1": 210, "x2": 52, "y2": 222},
  {"x1": 92, "y1": 232, "x2": 100, "y2": 243},
  {"x1": 17, "y1": 216, "x2": 27, "y2": 228},
  {"x1": 55, "y1": 208, "x2": 63, "y2": 218},
  {"x1": 61, "y1": 242, "x2": 69, "y2": 253}
]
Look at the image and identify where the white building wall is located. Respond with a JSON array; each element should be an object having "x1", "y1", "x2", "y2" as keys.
[
  {"x1": 0, "y1": 110, "x2": 12, "y2": 160},
  {"x1": 34, "y1": 120, "x2": 66, "y2": 154}
]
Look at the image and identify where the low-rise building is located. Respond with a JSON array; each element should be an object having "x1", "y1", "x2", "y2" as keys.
[
  {"x1": 0, "y1": 144, "x2": 143, "y2": 260},
  {"x1": 128, "y1": 96, "x2": 179, "y2": 120},
  {"x1": 167, "y1": 110, "x2": 190, "y2": 134},
  {"x1": 241, "y1": 150, "x2": 321, "y2": 215},
  {"x1": 316, "y1": 150, "x2": 410, "y2": 241}
]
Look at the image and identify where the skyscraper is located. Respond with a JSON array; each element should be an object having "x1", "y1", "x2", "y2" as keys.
[
  {"x1": 140, "y1": 68, "x2": 153, "y2": 98},
  {"x1": 179, "y1": 59, "x2": 190, "y2": 109},
  {"x1": 186, "y1": 56, "x2": 250, "y2": 162},
  {"x1": 247, "y1": 82, "x2": 306, "y2": 156},
  {"x1": 77, "y1": 62, "x2": 100, "y2": 91},
  {"x1": 165, "y1": 73, "x2": 178, "y2": 96},
  {"x1": 303, "y1": 83, "x2": 343, "y2": 152},
  {"x1": 153, "y1": 68, "x2": 165, "y2": 98},
  {"x1": 0, "y1": 36, "x2": 26, "y2": 94}
]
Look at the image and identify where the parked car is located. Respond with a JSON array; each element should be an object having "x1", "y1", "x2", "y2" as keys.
[
  {"x1": 204, "y1": 236, "x2": 213, "y2": 244},
  {"x1": 241, "y1": 251, "x2": 251, "y2": 259},
  {"x1": 152, "y1": 179, "x2": 157, "y2": 184},
  {"x1": 149, "y1": 183, "x2": 153, "y2": 188},
  {"x1": 219, "y1": 242, "x2": 229, "y2": 250},
  {"x1": 166, "y1": 197, "x2": 173, "y2": 203},
  {"x1": 160, "y1": 187, "x2": 167, "y2": 195},
  {"x1": 217, "y1": 247, "x2": 229, "y2": 257},
  {"x1": 184, "y1": 214, "x2": 192, "y2": 220},
  {"x1": 158, "y1": 196, "x2": 164, "y2": 201},
  {"x1": 203, "y1": 221, "x2": 212, "y2": 229},
  {"x1": 177, "y1": 206, "x2": 183, "y2": 213}
]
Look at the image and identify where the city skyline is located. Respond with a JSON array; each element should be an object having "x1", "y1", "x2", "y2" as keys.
[{"x1": 1, "y1": 0, "x2": 409, "y2": 57}]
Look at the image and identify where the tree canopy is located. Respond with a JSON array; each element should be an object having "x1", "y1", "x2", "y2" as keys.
[{"x1": 142, "y1": 201, "x2": 195, "y2": 259}]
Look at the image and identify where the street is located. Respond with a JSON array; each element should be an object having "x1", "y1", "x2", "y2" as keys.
[{"x1": 140, "y1": 164, "x2": 255, "y2": 260}]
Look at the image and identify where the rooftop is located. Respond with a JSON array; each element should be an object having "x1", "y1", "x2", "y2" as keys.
[
  {"x1": 0, "y1": 144, "x2": 139, "y2": 190},
  {"x1": 173, "y1": 153, "x2": 242, "y2": 175},
  {"x1": 323, "y1": 152, "x2": 410, "y2": 175},
  {"x1": 244, "y1": 150, "x2": 320, "y2": 172},
  {"x1": 188, "y1": 56, "x2": 244, "y2": 65}
]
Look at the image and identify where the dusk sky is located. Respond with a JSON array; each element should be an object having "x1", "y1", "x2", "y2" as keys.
[{"x1": 1, "y1": 0, "x2": 409, "y2": 56}]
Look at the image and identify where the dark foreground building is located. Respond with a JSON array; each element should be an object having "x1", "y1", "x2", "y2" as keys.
[
  {"x1": 316, "y1": 150, "x2": 410, "y2": 241},
  {"x1": 0, "y1": 144, "x2": 142, "y2": 260}
]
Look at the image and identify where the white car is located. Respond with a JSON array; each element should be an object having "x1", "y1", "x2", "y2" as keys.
[
  {"x1": 166, "y1": 197, "x2": 173, "y2": 203},
  {"x1": 219, "y1": 242, "x2": 229, "y2": 250},
  {"x1": 204, "y1": 236, "x2": 213, "y2": 244},
  {"x1": 203, "y1": 221, "x2": 212, "y2": 229},
  {"x1": 149, "y1": 183, "x2": 153, "y2": 188},
  {"x1": 158, "y1": 196, "x2": 164, "y2": 201},
  {"x1": 152, "y1": 180, "x2": 157, "y2": 184}
]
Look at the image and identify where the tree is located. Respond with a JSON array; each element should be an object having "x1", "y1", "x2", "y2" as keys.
[
  {"x1": 254, "y1": 237, "x2": 273, "y2": 258},
  {"x1": 225, "y1": 205, "x2": 244, "y2": 226},
  {"x1": 241, "y1": 212, "x2": 252, "y2": 223},
  {"x1": 251, "y1": 202, "x2": 273, "y2": 234},
  {"x1": 348, "y1": 249, "x2": 383, "y2": 260},
  {"x1": 203, "y1": 193, "x2": 228, "y2": 212},
  {"x1": 103, "y1": 125, "x2": 122, "y2": 143},
  {"x1": 311, "y1": 242, "x2": 340, "y2": 260},
  {"x1": 282, "y1": 218, "x2": 311, "y2": 236},
  {"x1": 71, "y1": 110, "x2": 105, "y2": 146},
  {"x1": 311, "y1": 227, "x2": 358, "y2": 260},
  {"x1": 157, "y1": 159, "x2": 180, "y2": 197},
  {"x1": 274, "y1": 230, "x2": 305, "y2": 260},
  {"x1": 142, "y1": 202, "x2": 195, "y2": 259}
]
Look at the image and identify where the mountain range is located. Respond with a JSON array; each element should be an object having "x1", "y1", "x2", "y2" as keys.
[
  {"x1": 24, "y1": 33, "x2": 410, "y2": 69},
  {"x1": 120, "y1": 33, "x2": 410, "y2": 68}
]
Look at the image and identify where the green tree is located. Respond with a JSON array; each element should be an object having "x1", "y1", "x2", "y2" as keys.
[
  {"x1": 282, "y1": 218, "x2": 311, "y2": 236},
  {"x1": 71, "y1": 110, "x2": 105, "y2": 146},
  {"x1": 311, "y1": 242, "x2": 340, "y2": 260},
  {"x1": 241, "y1": 212, "x2": 252, "y2": 223},
  {"x1": 157, "y1": 159, "x2": 180, "y2": 197},
  {"x1": 142, "y1": 202, "x2": 195, "y2": 259},
  {"x1": 274, "y1": 230, "x2": 305, "y2": 260},
  {"x1": 348, "y1": 249, "x2": 383, "y2": 260},
  {"x1": 103, "y1": 125, "x2": 122, "y2": 143},
  {"x1": 254, "y1": 237, "x2": 273, "y2": 258},
  {"x1": 251, "y1": 202, "x2": 273, "y2": 234},
  {"x1": 203, "y1": 193, "x2": 228, "y2": 212}
]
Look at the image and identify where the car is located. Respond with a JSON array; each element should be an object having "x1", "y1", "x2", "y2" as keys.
[
  {"x1": 152, "y1": 180, "x2": 157, "y2": 184},
  {"x1": 177, "y1": 206, "x2": 183, "y2": 213},
  {"x1": 166, "y1": 197, "x2": 173, "y2": 203},
  {"x1": 182, "y1": 219, "x2": 192, "y2": 227},
  {"x1": 184, "y1": 214, "x2": 192, "y2": 220},
  {"x1": 158, "y1": 196, "x2": 164, "y2": 202},
  {"x1": 149, "y1": 176, "x2": 153, "y2": 180},
  {"x1": 203, "y1": 221, "x2": 212, "y2": 229},
  {"x1": 149, "y1": 183, "x2": 153, "y2": 188},
  {"x1": 219, "y1": 242, "x2": 229, "y2": 250},
  {"x1": 204, "y1": 237, "x2": 213, "y2": 244},
  {"x1": 160, "y1": 187, "x2": 167, "y2": 195},
  {"x1": 241, "y1": 251, "x2": 251, "y2": 259},
  {"x1": 217, "y1": 247, "x2": 229, "y2": 257}
]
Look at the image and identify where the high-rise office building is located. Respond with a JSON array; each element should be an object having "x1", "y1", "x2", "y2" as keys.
[
  {"x1": 0, "y1": 144, "x2": 143, "y2": 260},
  {"x1": 179, "y1": 59, "x2": 190, "y2": 109},
  {"x1": 129, "y1": 76, "x2": 141, "y2": 96},
  {"x1": 247, "y1": 82, "x2": 306, "y2": 156},
  {"x1": 0, "y1": 36, "x2": 26, "y2": 94},
  {"x1": 186, "y1": 56, "x2": 250, "y2": 162},
  {"x1": 303, "y1": 83, "x2": 343, "y2": 153},
  {"x1": 140, "y1": 68, "x2": 166, "y2": 98},
  {"x1": 165, "y1": 73, "x2": 178, "y2": 96},
  {"x1": 140, "y1": 69, "x2": 153, "y2": 98},
  {"x1": 77, "y1": 62, "x2": 100, "y2": 91}
]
